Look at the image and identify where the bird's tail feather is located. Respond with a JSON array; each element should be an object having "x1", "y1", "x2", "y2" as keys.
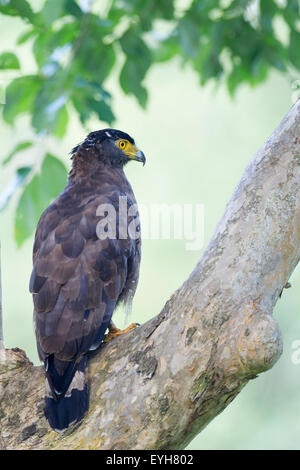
[{"x1": 44, "y1": 355, "x2": 88, "y2": 432}]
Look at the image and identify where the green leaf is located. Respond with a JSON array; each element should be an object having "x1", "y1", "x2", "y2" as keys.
[
  {"x1": 289, "y1": 30, "x2": 300, "y2": 69},
  {"x1": 72, "y1": 93, "x2": 92, "y2": 124},
  {"x1": 64, "y1": 0, "x2": 83, "y2": 18},
  {"x1": 71, "y1": 79, "x2": 115, "y2": 125},
  {"x1": 88, "y1": 99, "x2": 115, "y2": 125},
  {"x1": 153, "y1": 36, "x2": 179, "y2": 63},
  {"x1": 178, "y1": 16, "x2": 201, "y2": 57},
  {"x1": 32, "y1": 90, "x2": 68, "y2": 136},
  {"x1": 151, "y1": 0, "x2": 174, "y2": 20},
  {"x1": 0, "y1": 166, "x2": 31, "y2": 212},
  {"x1": 119, "y1": 30, "x2": 151, "y2": 107},
  {"x1": 40, "y1": 153, "x2": 68, "y2": 200},
  {"x1": 17, "y1": 28, "x2": 37, "y2": 45},
  {"x1": 259, "y1": 0, "x2": 278, "y2": 32},
  {"x1": 41, "y1": 0, "x2": 64, "y2": 26},
  {"x1": 107, "y1": 6, "x2": 125, "y2": 25},
  {"x1": 263, "y1": 44, "x2": 286, "y2": 71},
  {"x1": 33, "y1": 22, "x2": 78, "y2": 67},
  {"x1": 283, "y1": 0, "x2": 300, "y2": 27},
  {"x1": 2, "y1": 141, "x2": 33, "y2": 165},
  {"x1": 0, "y1": 0, "x2": 37, "y2": 23},
  {"x1": 53, "y1": 104, "x2": 69, "y2": 138},
  {"x1": 30, "y1": 69, "x2": 71, "y2": 136},
  {"x1": 250, "y1": 56, "x2": 268, "y2": 84},
  {"x1": 75, "y1": 39, "x2": 116, "y2": 84},
  {"x1": 120, "y1": 29, "x2": 152, "y2": 64},
  {"x1": 227, "y1": 65, "x2": 243, "y2": 97},
  {"x1": 3, "y1": 76, "x2": 42, "y2": 124},
  {"x1": 14, "y1": 154, "x2": 67, "y2": 246},
  {"x1": 119, "y1": 59, "x2": 148, "y2": 107},
  {"x1": 0, "y1": 52, "x2": 20, "y2": 69},
  {"x1": 14, "y1": 176, "x2": 39, "y2": 244}
]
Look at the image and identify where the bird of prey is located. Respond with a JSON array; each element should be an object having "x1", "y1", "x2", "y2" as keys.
[{"x1": 29, "y1": 129, "x2": 145, "y2": 431}]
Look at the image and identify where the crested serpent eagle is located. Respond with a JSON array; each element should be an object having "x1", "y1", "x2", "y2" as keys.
[{"x1": 29, "y1": 129, "x2": 145, "y2": 431}]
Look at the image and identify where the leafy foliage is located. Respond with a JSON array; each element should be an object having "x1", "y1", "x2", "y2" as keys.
[
  {"x1": 14, "y1": 154, "x2": 68, "y2": 247},
  {"x1": 0, "y1": 0, "x2": 299, "y2": 245},
  {"x1": 2, "y1": 141, "x2": 32, "y2": 165},
  {"x1": 0, "y1": 52, "x2": 20, "y2": 69}
]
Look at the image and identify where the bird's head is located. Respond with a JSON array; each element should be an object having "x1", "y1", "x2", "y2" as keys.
[{"x1": 72, "y1": 128, "x2": 146, "y2": 169}]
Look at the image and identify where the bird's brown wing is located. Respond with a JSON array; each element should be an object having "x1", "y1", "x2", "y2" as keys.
[{"x1": 30, "y1": 191, "x2": 139, "y2": 362}]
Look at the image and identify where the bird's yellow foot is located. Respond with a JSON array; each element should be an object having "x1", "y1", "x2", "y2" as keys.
[{"x1": 104, "y1": 322, "x2": 140, "y2": 343}]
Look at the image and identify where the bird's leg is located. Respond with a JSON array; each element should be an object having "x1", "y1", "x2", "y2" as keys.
[{"x1": 103, "y1": 321, "x2": 140, "y2": 343}]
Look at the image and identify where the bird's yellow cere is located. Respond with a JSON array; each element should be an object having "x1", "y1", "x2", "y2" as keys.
[{"x1": 116, "y1": 139, "x2": 138, "y2": 159}]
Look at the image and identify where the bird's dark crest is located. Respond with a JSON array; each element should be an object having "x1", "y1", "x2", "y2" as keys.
[{"x1": 71, "y1": 128, "x2": 135, "y2": 155}]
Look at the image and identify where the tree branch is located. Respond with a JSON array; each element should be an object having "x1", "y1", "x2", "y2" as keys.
[{"x1": 1, "y1": 101, "x2": 300, "y2": 450}]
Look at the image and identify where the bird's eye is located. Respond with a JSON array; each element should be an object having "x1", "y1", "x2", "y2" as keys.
[{"x1": 119, "y1": 140, "x2": 126, "y2": 149}]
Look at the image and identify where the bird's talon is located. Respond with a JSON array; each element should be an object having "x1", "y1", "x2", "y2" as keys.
[{"x1": 103, "y1": 322, "x2": 140, "y2": 343}]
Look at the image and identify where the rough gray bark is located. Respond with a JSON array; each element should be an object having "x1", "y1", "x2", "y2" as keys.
[{"x1": 0, "y1": 100, "x2": 300, "y2": 450}]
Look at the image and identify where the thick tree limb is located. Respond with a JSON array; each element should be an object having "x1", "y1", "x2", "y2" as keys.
[{"x1": 1, "y1": 101, "x2": 300, "y2": 450}]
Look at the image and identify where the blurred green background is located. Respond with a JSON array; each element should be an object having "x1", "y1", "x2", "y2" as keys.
[{"x1": 1, "y1": 0, "x2": 300, "y2": 450}]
